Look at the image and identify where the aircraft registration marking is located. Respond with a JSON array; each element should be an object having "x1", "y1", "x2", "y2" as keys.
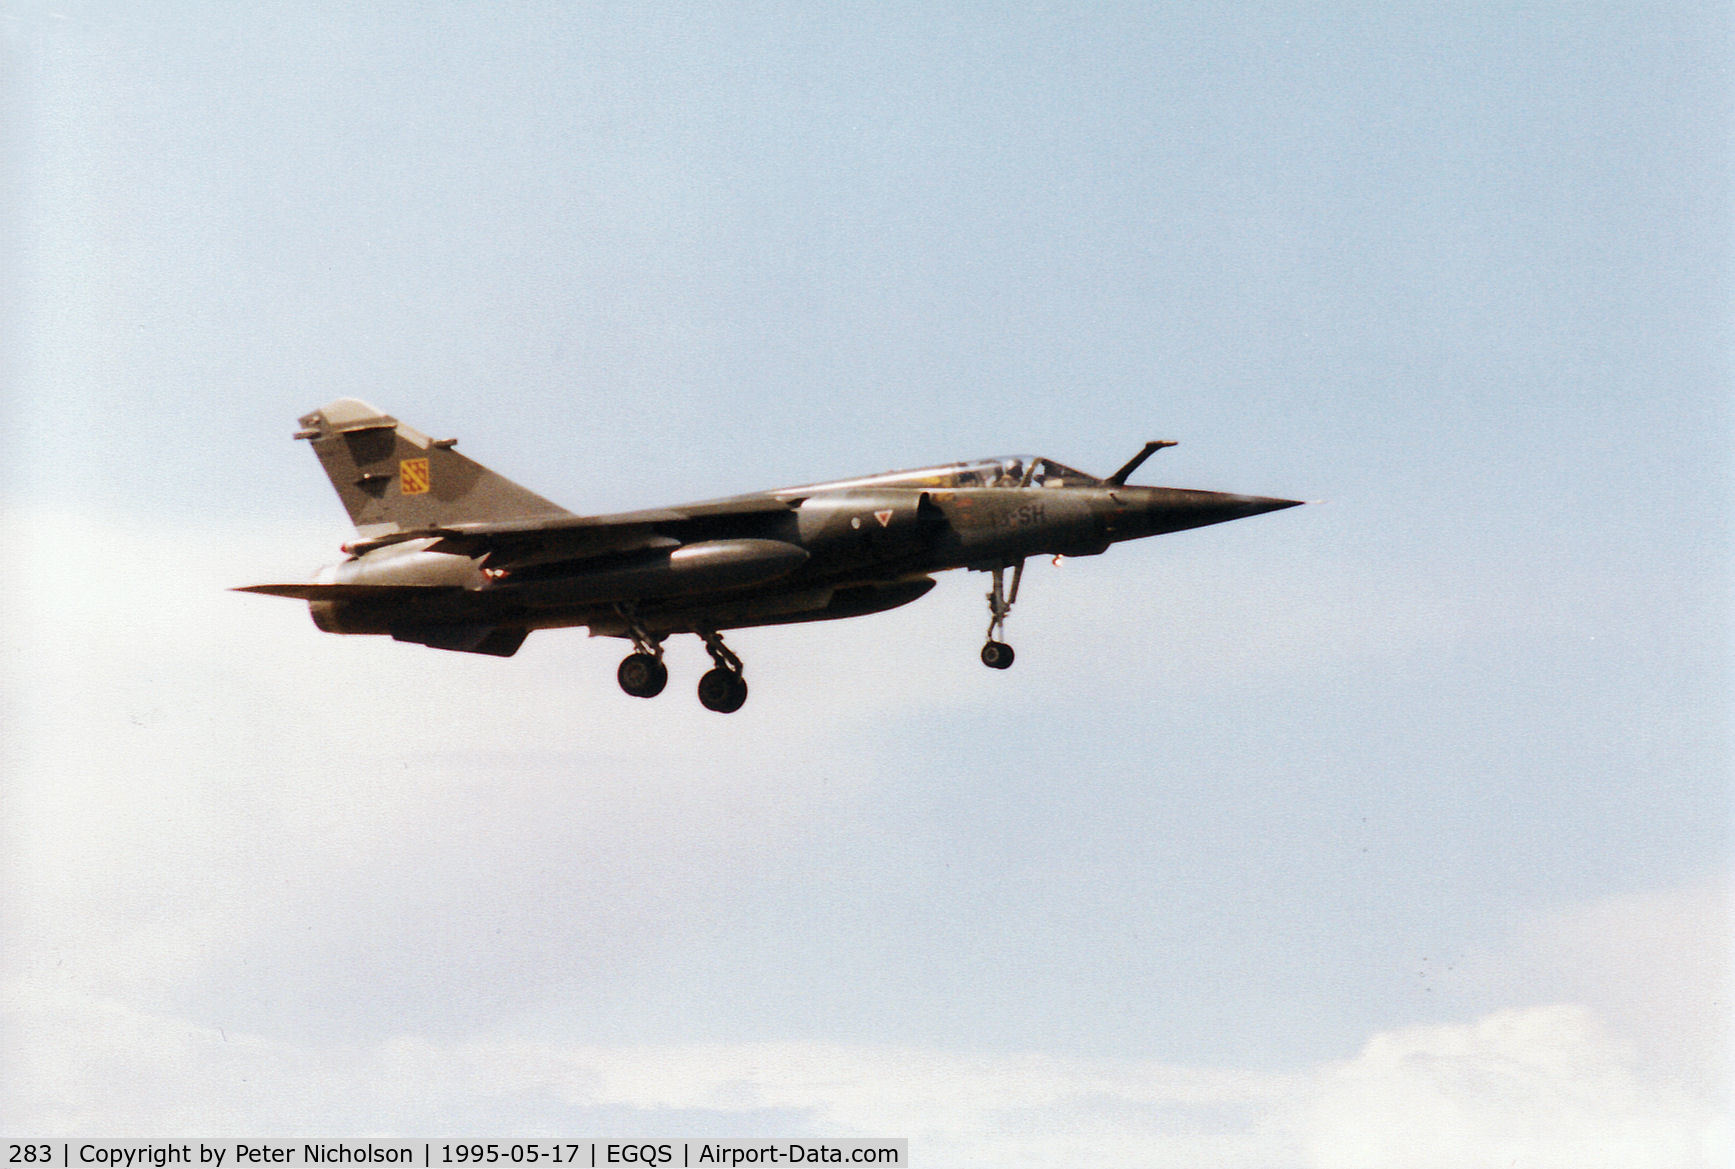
[
  {"x1": 993, "y1": 501, "x2": 1047, "y2": 529},
  {"x1": 399, "y1": 458, "x2": 431, "y2": 495}
]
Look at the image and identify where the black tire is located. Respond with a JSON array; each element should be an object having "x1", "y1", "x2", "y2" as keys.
[
  {"x1": 980, "y1": 640, "x2": 1015, "y2": 670},
  {"x1": 697, "y1": 667, "x2": 748, "y2": 713},
  {"x1": 618, "y1": 653, "x2": 668, "y2": 698}
]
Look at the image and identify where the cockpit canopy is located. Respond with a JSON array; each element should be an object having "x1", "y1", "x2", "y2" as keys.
[
  {"x1": 1023, "y1": 457, "x2": 1101, "y2": 487},
  {"x1": 962, "y1": 456, "x2": 1104, "y2": 488},
  {"x1": 779, "y1": 456, "x2": 1104, "y2": 496}
]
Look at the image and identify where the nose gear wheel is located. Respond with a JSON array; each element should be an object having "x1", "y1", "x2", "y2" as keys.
[{"x1": 981, "y1": 560, "x2": 1023, "y2": 669}]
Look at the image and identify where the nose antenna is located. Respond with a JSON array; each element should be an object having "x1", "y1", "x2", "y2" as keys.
[{"x1": 1106, "y1": 440, "x2": 1177, "y2": 486}]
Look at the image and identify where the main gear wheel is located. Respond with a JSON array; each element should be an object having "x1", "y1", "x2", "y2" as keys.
[{"x1": 617, "y1": 652, "x2": 669, "y2": 697}]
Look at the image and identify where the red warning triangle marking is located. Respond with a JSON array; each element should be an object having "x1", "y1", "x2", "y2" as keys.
[{"x1": 874, "y1": 510, "x2": 893, "y2": 528}]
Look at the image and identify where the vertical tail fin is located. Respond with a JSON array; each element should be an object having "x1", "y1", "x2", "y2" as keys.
[{"x1": 296, "y1": 399, "x2": 573, "y2": 535}]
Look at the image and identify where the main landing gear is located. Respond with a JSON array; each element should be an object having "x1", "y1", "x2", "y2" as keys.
[
  {"x1": 696, "y1": 627, "x2": 748, "y2": 713},
  {"x1": 615, "y1": 606, "x2": 669, "y2": 698},
  {"x1": 612, "y1": 607, "x2": 748, "y2": 712},
  {"x1": 981, "y1": 560, "x2": 1023, "y2": 670},
  {"x1": 617, "y1": 651, "x2": 668, "y2": 697}
]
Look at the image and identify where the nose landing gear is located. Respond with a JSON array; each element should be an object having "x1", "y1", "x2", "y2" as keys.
[{"x1": 981, "y1": 560, "x2": 1023, "y2": 670}]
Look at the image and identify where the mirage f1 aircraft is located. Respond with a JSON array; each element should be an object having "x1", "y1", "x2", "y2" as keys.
[{"x1": 240, "y1": 400, "x2": 1301, "y2": 712}]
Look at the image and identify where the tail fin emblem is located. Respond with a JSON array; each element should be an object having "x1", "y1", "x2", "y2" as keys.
[{"x1": 399, "y1": 458, "x2": 431, "y2": 495}]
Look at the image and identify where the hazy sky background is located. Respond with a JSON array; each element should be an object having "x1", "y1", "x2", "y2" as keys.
[{"x1": 3, "y1": 3, "x2": 1730, "y2": 1165}]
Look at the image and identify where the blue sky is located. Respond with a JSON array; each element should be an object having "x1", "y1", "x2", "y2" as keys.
[{"x1": 3, "y1": 3, "x2": 1729, "y2": 1164}]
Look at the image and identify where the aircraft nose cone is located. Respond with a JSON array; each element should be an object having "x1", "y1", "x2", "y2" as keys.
[
  {"x1": 1225, "y1": 493, "x2": 1306, "y2": 519},
  {"x1": 1123, "y1": 487, "x2": 1304, "y2": 537}
]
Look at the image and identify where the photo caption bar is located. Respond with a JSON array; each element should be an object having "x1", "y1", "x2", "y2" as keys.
[{"x1": 2, "y1": 1143, "x2": 907, "y2": 1169}]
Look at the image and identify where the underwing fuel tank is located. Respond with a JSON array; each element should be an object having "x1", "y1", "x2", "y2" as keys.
[
  {"x1": 491, "y1": 538, "x2": 810, "y2": 607},
  {"x1": 331, "y1": 538, "x2": 483, "y2": 588}
]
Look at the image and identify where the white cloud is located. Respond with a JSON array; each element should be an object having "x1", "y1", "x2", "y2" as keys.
[
  {"x1": 1510, "y1": 880, "x2": 1733, "y2": 1092},
  {"x1": 3, "y1": 986, "x2": 1726, "y2": 1168},
  {"x1": 1299, "y1": 1005, "x2": 1724, "y2": 1169}
]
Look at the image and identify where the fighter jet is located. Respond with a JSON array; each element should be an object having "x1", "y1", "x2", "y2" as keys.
[{"x1": 239, "y1": 399, "x2": 1301, "y2": 712}]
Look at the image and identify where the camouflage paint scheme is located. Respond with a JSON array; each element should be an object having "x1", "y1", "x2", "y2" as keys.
[{"x1": 240, "y1": 400, "x2": 1302, "y2": 711}]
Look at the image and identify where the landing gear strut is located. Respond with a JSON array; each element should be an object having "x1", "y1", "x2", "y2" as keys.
[
  {"x1": 981, "y1": 560, "x2": 1023, "y2": 669},
  {"x1": 615, "y1": 605, "x2": 668, "y2": 698},
  {"x1": 696, "y1": 626, "x2": 749, "y2": 713}
]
